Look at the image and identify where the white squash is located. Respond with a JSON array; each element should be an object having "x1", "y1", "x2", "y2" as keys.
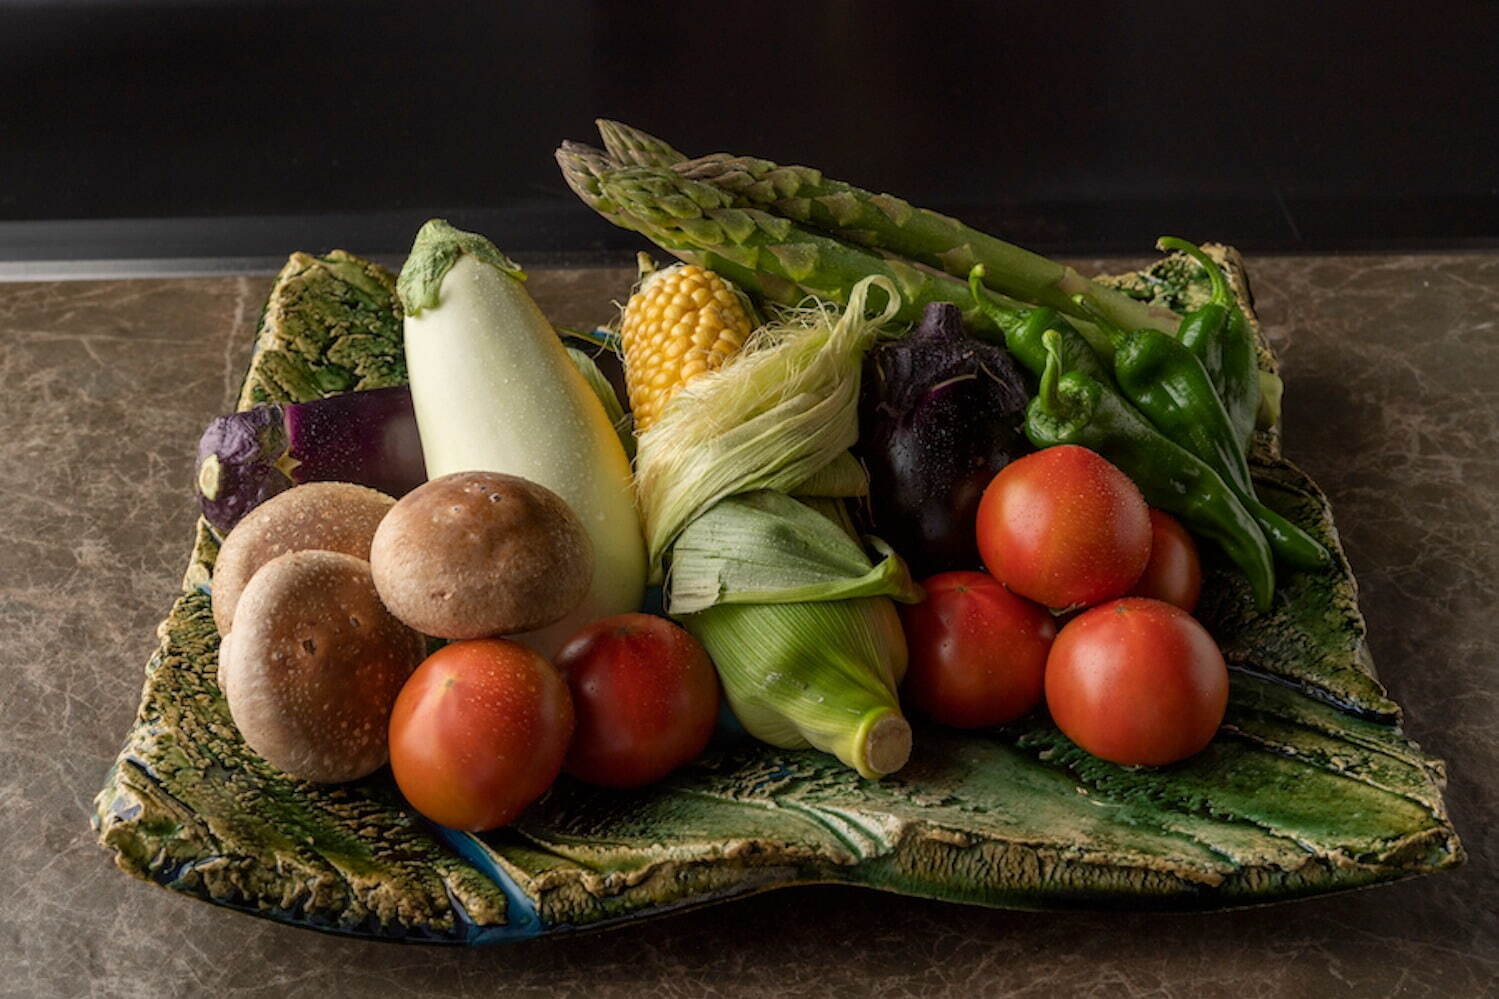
[{"x1": 398, "y1": 220, "x2": 646, "y2": 655}]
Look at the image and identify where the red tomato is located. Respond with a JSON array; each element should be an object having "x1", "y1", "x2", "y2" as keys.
[
  {"x1": 1045, "y1": 598, "x2": 1227, "y2": 766},
  {"x1": 388, "y1": 639, "x2": 573, "y2": 831},
  {"x1": 976, "y1": 445, "x2": 1151, "y2": 610},
  {"x1": 555, "y1": 613, "x2": 719, "y2": 788},
  {"x1": 1129, "y1": 509, "x2": 1203, "y2": 611},
  {"x1": 900, "y1": 571, "x2": 1055, "y2": 728}
]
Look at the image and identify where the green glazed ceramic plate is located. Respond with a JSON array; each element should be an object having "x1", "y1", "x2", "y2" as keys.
[{"x1": 93, "y1": 247, "x2": 1462, "y2": 944}]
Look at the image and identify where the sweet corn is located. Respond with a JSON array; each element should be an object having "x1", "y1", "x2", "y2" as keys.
[{"x1": 618, "y1": 259, "x2": 752, "y2": 431}]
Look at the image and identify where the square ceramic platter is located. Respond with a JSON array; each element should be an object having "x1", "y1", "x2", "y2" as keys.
[{"x1": 94, "y1": 247, "x2": 1462, "y2": 944}]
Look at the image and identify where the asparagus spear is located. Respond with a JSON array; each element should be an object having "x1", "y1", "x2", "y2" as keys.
[
  {"x1": 557, "y1": 148, "x2": 1020, "y2": 334},
  {"x1": 596, "y1": 120, "x2": 1181, "y2": 336}
]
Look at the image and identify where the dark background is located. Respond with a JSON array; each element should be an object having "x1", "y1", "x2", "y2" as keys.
[{"x1": 3, "y1": 0, "x2": 1496, "y2": 263}]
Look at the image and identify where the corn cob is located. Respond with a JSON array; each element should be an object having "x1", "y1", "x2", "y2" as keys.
[
  {"x1": 618, "y1": 257, "x2": 753, "y2": 431},
  {"x1": 556, "y1": 148, "x2": 1018, "y2": 335},
  {"x1": 595, "y1": 119, "x2": 1181, "y2": 337},
  {"x1": 638, "y1": 277, "x2": 918, "y2": 778}
]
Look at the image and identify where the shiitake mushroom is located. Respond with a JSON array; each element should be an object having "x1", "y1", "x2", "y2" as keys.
[
  {"x1": 370, "y1": 471, "x2": 593, "y2": 639},
  {"x1": 211, "y1": 481, "x2": 395, "y2": 635},
  {"x1": 218, "y1": 549, "x2": 424, "y2": 782}
]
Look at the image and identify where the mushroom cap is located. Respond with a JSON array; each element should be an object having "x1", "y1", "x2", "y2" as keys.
[
  {"x1": 370, "y1": 471, "x2": 593, "y2": 639},
  {"x1": 219, "y1": 549, "x2": 425, "y2": 783},
  {"x1": 211, "y1": 481, "x2": 395, "y2": 634}
]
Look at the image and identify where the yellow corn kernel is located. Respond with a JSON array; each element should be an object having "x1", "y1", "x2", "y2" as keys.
[{"x1": 618, "y1": 262, "x2": 752, "y2": 431}]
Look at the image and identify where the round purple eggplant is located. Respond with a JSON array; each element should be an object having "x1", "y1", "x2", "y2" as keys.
[
  {"x1": 854, "y1": 303, "x2": 1031, "y2": 577},
  {"x1": 196, "y1": 404, "x2": 292, "y2": 534}
]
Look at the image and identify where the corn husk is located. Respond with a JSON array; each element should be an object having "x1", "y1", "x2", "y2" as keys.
[
  {"x1": 666, "y1": 491, "x2": 919, "y2": 615},
  {"x1": 634, "y1": 276, "x2": 900, "y2": 576},
  {"x1": 680, "y1": 596, "x2": 911, "y2": 779},
  {"x1": 787, "y1": 451, "x2": 868, "y2": 498},
  {"x1": 663, "y1": 433, "x2": 918, "y2": 779}
]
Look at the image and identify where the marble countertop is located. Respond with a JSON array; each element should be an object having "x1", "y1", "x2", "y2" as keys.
[{"x1": 2, "y1": 254, "x2": 1495, "y2": 998}]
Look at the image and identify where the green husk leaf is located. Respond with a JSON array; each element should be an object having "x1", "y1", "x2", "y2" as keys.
[
  {"x1": 396, "y1": 218, "x2": 526, "y2": 316},
  {"x1": 666, "y1": 491, "x2": 920, "y2": 614},
  {"x1": 796, "y1": 494, "x2": 861, "y2": 539},
  {"x1": 679, "y1": 596, "x2": 910, "y2": 778},
  {"x1": 634, "y1": 275, "x2": 900, "y2": 574}
]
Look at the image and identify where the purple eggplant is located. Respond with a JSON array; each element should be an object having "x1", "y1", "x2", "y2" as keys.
[
  {"x1": 195, "y1": 385, "x2": 425, "y2": 533},
  {"x1": 854, "y1": 303, "x2": 1031, "y2": 577}
]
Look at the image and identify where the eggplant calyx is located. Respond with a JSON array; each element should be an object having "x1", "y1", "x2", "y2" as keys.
[{"x1": 912, "y1": 302, "x2": 967, "y2": 342}]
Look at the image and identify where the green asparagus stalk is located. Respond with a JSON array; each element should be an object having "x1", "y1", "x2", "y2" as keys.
[
  {"x1": 557, "y1": 148, "x2": 1022, "y2": 334},
  {"x1": 596, "y1": 119, "x2": 1181, "y2": 336}
]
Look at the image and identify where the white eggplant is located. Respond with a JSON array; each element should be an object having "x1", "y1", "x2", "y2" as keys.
[{"x1": 397, "y1": 220, "x2": 646, "y2": 655}]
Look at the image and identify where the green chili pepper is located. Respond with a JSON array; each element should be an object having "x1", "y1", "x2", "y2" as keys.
[
  {"x1": 1157, "y1": 236, "x2": 1259, "y2": 448},
  {"x1": 1112, "y1": 323, "x2": 1249, "y2": 485},
  {"x1": 968, "y1": 266, "x2": 1108, "y2": 383},
  {"x1": 1026, "y1": 331, "x2": 1275, "y2": 610},
  {"x1": 1075, "y1": 296, "x2": 1330, "y2": 571}
]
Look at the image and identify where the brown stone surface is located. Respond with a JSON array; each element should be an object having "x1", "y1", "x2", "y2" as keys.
[{"x1": 1, "y1": 256, "x2": 1495, "y2": 996}]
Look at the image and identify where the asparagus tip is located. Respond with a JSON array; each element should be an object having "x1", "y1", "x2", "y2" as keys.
[{"x1": 596, "y1": 119, "x2": 688, "y2": 168}]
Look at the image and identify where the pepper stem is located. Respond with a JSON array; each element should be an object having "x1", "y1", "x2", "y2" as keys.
[
  {"x1": 1037, "y1": 328, "x2": 1068, "y2": 417},
  {"x1": 966, "y1": 264, "x2": 1028, "y2": 331},
  {"x1": 1069, "y1": 293, "x2": 1129, "y2": 352},
  {"x1": 1157, "y1": 236, "x2": 1231, "y2": 306}
]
